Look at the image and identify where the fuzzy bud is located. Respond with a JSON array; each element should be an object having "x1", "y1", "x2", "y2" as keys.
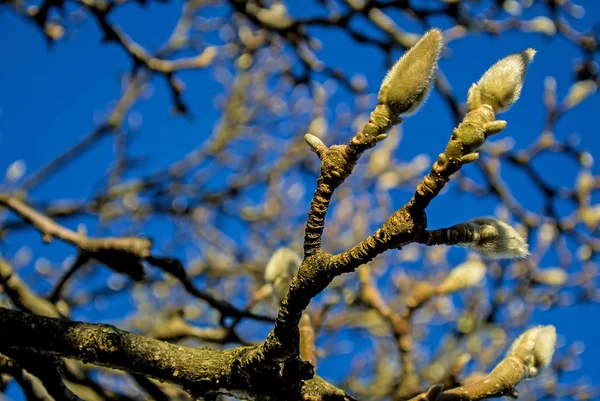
[
  {"x1": 378, "y1": 29, "x2": 442, "y2": 116},
  {"x1": 562, "y1": 80, "x2": 597, "y2": 110},
  {"x1": 533, "y1": 268, "x2": 568, "y2": 286},
  {"x1": 264, "y1": 247, "x2": 302, "y2": 302},
  {"x1": 304, "y1": 133, "x2": 326, "y2": 155},
  {"x1": 462, "y1": 217, "x2": 529, "y2": 260},
  {"x1": 467, "y1": 49, "x2": 535, "y2": 113},
  {"x1": 527, "y1": 16, "x2": 556, "y2": 36},
  {"x1": 508, "y1": 325, "x2": 557, "y2": 378},
  {"x1": 437, "y1": 259, "x2": 487, "y2": 294}
]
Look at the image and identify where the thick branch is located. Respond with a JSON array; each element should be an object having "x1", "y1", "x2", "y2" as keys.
[
  {"x1": 331, "y1": 202, "x2": 427, "y2": 272},
  {"x1": 0, "y1": 307, "x2": 249, "y2": 398},
  {"x1": 0, "y1": 307, "x2": 356, "y2": 401}
]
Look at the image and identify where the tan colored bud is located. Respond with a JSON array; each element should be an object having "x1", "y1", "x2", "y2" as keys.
[
  {"x1": 537, "y1": 223, "x2": 556, "y2": 246},
  {"x1": 503, "y1": 0, "x2": 522, "y2": 16},
  {"x1": 304, "y1": 134, "x2": 326, "y2": 155},
  {"x1": 437, "y1": 259, "x2": 487, "y2": 294},
  {"x1": 463, "y1": 217, "x2": 529, "y2": 260},
  {"x1": 562, "y1": 80, "x2": 597, "y2": 110},
  {"x1": 5, "y1": 160, "x2": 27, "y2": 182},
  {"x1": 264, "y1": 247, "x2": 302, "y2": 302},
  {"x1": 378, "y1": 29, "x2": 442, "y2": 116},
  {"x1": 467, "y1": 49, "x2": 536, "y2": 113},
  {"x1": 527, "y1": 16, "x2": 556, "y2": 35},
  {"x1": 249, "y1": 3, "x2": 293, "y2": 30},
  {"x1": 580, "y1": 205, "x2": 600, "y2": 231},
  {"x1": 508, "y1": 325, "x2": 556, "y2": 378},
  {"x1": 533, "y1": 268, "x2": 568, "y2": 286},
  {"x1": 45, "y1": 22, "x2": 65, "y2": 40}
]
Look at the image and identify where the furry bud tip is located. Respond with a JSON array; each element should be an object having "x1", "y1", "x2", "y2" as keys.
[
  {"x1": 467, "y1": 49, "x2": 535, "y2": 113},
  {"x1": 378, "y1": 29, "x2": 442, "y2": 116},
  {"x1": 463, "y1": 217, "x2": 529, "y2": 260},
  {"x1": 508, "y1": 325, "x2": 557, "y2": 378}
]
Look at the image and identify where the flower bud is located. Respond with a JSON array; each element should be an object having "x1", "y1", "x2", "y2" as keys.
[
  {"x1": 463, "y1": 217, "x2": 529, "y2": 260},
  {"x1": 527, "y1": 16, "x2": 556, "y2": 36},
  {"x1": 264, "y1": 247, "x2": 302, "y2": 302},
  {"x1": 437, "y1": 259, "x2": 487, "y2": 294},
  {"x1": 508, "y1": 325, "x2": 557, "y2": 378},
  {"x1": 378, "y1": 29, "x2": 442, "y2": 116},
  {"x1": 467, "y1": 49, "x2": 536, "y2": 113},
  {"x1": 45, "y1": 22, "x2": 65, "y2": 41},
  {"x1": 562, "y1": 80, "x2": 597, "y2": 110},
  {"x1": 533, "y1": 268, "x2": 568, "y2": 286},
  {"x1": 5, "y1": 160, "x2": 27, "y2": 182},
  {"x1": 304, "y1": 133, "x2": 326, "y2": 155}
]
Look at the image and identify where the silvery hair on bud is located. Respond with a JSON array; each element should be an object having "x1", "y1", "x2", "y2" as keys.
[
  {"x1": 461, "y1": 217, "x2": 529, "y2": 260},
  {"x1": 508, "y1": 325, "x2": 557, "y2": 378},
  {"x1": 467, "y1": 49, "x2": 536, "y2": 113},
  {"x1": 378, "y1": 29, "x2": 443, "y2": 116}
]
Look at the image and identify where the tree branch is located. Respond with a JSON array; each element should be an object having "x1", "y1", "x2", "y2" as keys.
[{"x1": 0, "y1": 307, "x2": 356, "y2": 401}]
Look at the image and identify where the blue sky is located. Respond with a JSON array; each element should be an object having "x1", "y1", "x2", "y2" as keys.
[{"x1": 1, "y1": 1, "x2": 599, "y2": 400}]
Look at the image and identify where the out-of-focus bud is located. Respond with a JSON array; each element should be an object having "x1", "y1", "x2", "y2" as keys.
[
  {"x1": 45, "y1": 22, "x2": 65, "y2": 40},
  {"x1": 561, "y1": 80, "x2": 597, "y2": 110},
  {"x1": 467, "y1": 49, "x2": 536, "y2": 113},
  {"x1": 576, "y1": 169, "x2": 594, "y2": 200},
  {"x1": 378, "y1": 29, "x2": 442, "y2": 116},
  {"x1": 5, "y1": 160, "x2": 27, "y2": 182},
  {"x1": 249, "y1": 3, "x2": 293, "y2": 30},
  {"x1": 537, "y1": 223, "x2": 556, "y2": 247},
  {"x1": 264, "y1": 247, "x2": 302, "y2": 302},
  {"x1": 304, "y1": 133, "x2": 326, "y2": 155},
  {"x1": 527, "y1": 16, "x2": 556, "y2": 36},
  {"x1": 508, "y1": 325, "x2": 557, "y2": 378},
  {"x1": 566, "y1": 3, "x2": 585, "y2": 19},
  {"x1": 437, "y1": 258, "x2": 487, "y2": 294},
  {"x1": 462, "y1": 217, "x2": 529, "y2": 260},
  {"x1": 533, "y1": 268, "x2": 568, "y2": 286},
  {"x1": 580, "y1": 205, "x2": 600, "y2": 231},
  {"x1": 503, "y1": 0, "x2": 522, "y2": 16}
]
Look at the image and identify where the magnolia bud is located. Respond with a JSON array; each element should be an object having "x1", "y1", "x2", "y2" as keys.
[
  {"x1": 508, "y1": 325, "x2": 557, "y2": 378},
  {"x1": 467, "y1": 49, "x2": 535, "y2": 113},
  {"x1": 533, "y1": 268, "x2": 568, "y2": 286},
  {"x1": 437, "y1": 259, "x2": 487, "y2": 294},
  {"x1": 378, "y1": 29, "x2": 442, "y2": 116},
  {"x1": 45, "y1": 22, "x2": 65, "y2": 40},
  {"x1": 527, "y1": 16, "x2": 556, "y2": 36},
  {"x1": 264, "y1": 247, "x2": 302, "y2": 302},
  {"x1": 5, "y1": 160, "x2": 27, "y2": 182},
  {"x1": 463, "y1": 217, "x2": 529, "y2": 260},
  {"x1": 304, "y1": 133, "x2": 326, "y2": 155},
  {"x1": 562, "y1": 80, "x2": 597, "y2": 110}
]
